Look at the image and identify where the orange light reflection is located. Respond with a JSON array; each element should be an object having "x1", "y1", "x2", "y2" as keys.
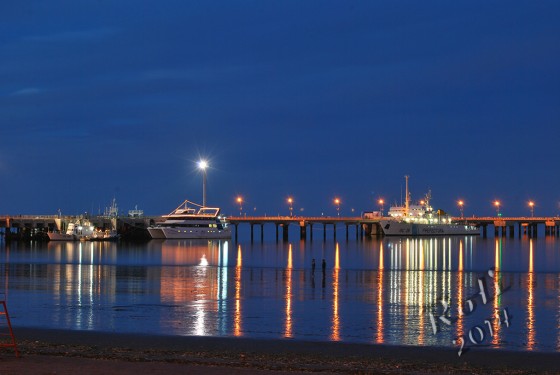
[
  {"x1": 234, "y1": 244, "x2": 242, "y2": 336},
  {"x1": 331, "y1": 243, "x2": 341, "y2": 341},
  {"x1": 284, "y1": 244, "x2": 293, "y2": 338},
  {"x1": 376, "y1": 243, "x2": 384, "y2": 343},
  {"x1": 527, "y1": 239, "x2": 535, "y2": 350},
  {"x1": 456, "y1": 240, "x2": 464, "y2": 340}
]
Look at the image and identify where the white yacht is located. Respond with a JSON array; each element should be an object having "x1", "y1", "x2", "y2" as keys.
[
  {"x1": 379, "y1": 176, "x2": 479, "y2": 236},
  {"x1": 48, "y1": 220, "x2": 96, "y2": 241},
  {"x1": 147, "y1": 200, "x2": 231, "y2": 240}
]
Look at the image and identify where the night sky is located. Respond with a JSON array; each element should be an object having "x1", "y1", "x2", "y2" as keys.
[{"x1": 2, "y1": 1, "x2": 559, "y2": 218}]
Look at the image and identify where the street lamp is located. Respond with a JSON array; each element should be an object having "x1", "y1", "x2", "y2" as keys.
[
  {"x1": 287, "y1": 197, "x2": 293, "y2": 217},
  {"x1": 458, "y1": 200, "x2": 464, "y2": 219},
  {"x1": 197, "y1": 160, "x2": 208, "y2": 207},
  {"x1": 528, "y1": 201, "x2": 534, "y2": 217},
  {"x1": 236, "y1": 196, "x2": 243, "y2": 216},
  {"x1": 378, "y1": 199, "x2": 384, "y2": 216},
  {"x1": 334, "y1": 198, "x2": 341, "y2": 217},
  {"x1": 494, "y1": 200, "x2": 501, "y2": 217}
]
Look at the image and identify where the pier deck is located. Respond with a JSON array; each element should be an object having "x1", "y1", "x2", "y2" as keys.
[{"x1": 0, "y1": 215, "x2": 559, "y2": 241}]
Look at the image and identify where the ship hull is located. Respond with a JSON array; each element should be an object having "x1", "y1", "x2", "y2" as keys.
[
  {"x1": 379, "y1": 220, "x2": 479, "y2": 236},
  {"x1": 47, "y1": 232, "x2": 75, "y2": 241}
]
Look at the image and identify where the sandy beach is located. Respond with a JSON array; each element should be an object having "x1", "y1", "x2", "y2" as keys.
[{"x1": 0, "y1": 328, "x2": 558, "y2": 374}]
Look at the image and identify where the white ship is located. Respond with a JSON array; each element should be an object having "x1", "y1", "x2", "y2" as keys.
[
  {"x1": 379, "y1": 176, "x2": 479, "y2": 236},
  {"x1": 147, "y1": 199, "x2": 231, "y2": 240},
  {"x1": 48, "y1": 219, "x2": 95, "y2": 241}
]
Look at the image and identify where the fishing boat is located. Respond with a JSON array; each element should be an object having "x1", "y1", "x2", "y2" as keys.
[
  {"x1": 47, "y1": 219, "x2": 95, "y2": 241},
  {"x1": 147, "y1": 199, "x2": 231, "y2": 239},
  {"x1": 91, "y1": 228, "x2": 120, "y2": 241},
  {"x1": 379, "y1": 176, "x2": 479, "y2": 236}
]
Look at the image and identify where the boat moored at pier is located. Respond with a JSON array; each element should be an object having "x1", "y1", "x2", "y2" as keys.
[
  {"x1": 47, "y1": 219, "x2": 96, "y2": 241},
  {"x1": 147, "y1": 199, "x2": 231, "y2": 240},
  {"x1": 380, "y1": 176, "x2": 479, "y2": 236}
]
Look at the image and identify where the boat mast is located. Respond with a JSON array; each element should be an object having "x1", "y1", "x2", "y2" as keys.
[{"x1": 404, "y1": 175, "x2": 410, "y2": 217}]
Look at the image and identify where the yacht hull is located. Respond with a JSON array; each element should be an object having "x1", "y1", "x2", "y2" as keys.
[
  {"x1": 147, "y1": 228, "x2": 166, "y2": 239},
  {"x1": 158, "y1": 227, "x2": 231, "y2": 240}
]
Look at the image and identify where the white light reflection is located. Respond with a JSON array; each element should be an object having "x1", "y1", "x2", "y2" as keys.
[
  {"x1": 217, "y1": 241, "x2": 228, "y2": 335},
  {"x1": 199, "y1": 254, "x2": 209, "y2": 267}
]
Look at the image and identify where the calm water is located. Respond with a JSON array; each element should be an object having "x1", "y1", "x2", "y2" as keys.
[{"x1": 1, "y1": 230, "x2": 560, "y2": 353}]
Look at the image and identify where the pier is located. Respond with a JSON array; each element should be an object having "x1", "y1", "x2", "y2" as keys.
[
  {"x1": 227, "y1": 216, "x2": 381, "y2": 242},
  {"x1": 0, "y1": 215, "x2": 559, "y2": 241},
  {"x1": 229, "y1": 215, "x2": 560, "y2": 241}
]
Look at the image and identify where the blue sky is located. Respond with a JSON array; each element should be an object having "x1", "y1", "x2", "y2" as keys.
[{"x1": 1, "y1": 1, "x2": 559, "y2": 217}]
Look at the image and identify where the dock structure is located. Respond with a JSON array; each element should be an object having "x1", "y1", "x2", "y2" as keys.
[
  {"x1": 0, "y1": 215, "x2": 559, "y2": 241},
  {"x1": 227, "y1": 216, "x2": 382, "y2": 242},
  {"x1": 0, "y1": 215, "x2": 160, "y2": 241},
  {"x1": 450, "y1": 216, "x2": 560, "y2": 238},
  {"x1": 228, "y1": 216, "x2": 560, "y2": 241}
]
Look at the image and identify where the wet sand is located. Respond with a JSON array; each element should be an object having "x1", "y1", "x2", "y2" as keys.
[{"x1": 1, "y1": 328, "x2": 559, "y2": 374}]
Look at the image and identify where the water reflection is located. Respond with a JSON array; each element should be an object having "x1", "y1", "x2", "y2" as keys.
[
  {"x1": 284, "y1": 244, "x2": 293, "y2": 338},
  {"x1": 330, "y1": 243, "x2": 340, "y2": 341},
  {"x1": 1, "y1": 236, "x2": 559, "y2": 351},
  {"x1": 375, "y1": 242, "x2": 384, "y2": 343},
  {"x1": 234, "y1": 244, "x2": 242, "y2": 337},
  {"x1": 527, "y1": 239, "x2": 535, "y2": 350}
]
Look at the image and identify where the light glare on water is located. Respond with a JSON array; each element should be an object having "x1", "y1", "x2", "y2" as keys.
[{"x1": 1, "y1": 234, "x2": 559, "y2": 353}]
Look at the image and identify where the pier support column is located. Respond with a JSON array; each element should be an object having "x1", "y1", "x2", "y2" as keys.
[
  {"x1": 275, "y1": 224, "x2": 279, "y2": 242},
  {"x1": 282, "y1": 223, "x2": 289, "y2": 242},
  {"x1": 509, "y1": 225, "x2": 515, "y2": 238},
  {"x1": 299, "y1": 223, "x2": 307, "y2": 240},
  {"x1": 250, "y1": 224, "x2": 254, "y2": 242},
  {"x1": 260, "y1": 224, "x2": 264, "y2": 242},
  {"x1": 532, "y1": 224, "x2": 538, "y2": 238},
  {"x1": 323, "y1": 224, "x2": 327, "y2": 241},
  {"x1": 234, "y1": 224, "x2": 238, "y2": 242},
  {"x1": 309, "y1": 224, "x2": 313, "y2": 241},
  {"x1": 482, "y1": 224, "x2": 487, "y2": 238},
  {"x1": 333, "y1": 224, "x2": 337, "y2": 240},
  {"x1": 345, "y1": 224, "x2": 349, "y2": 240}
]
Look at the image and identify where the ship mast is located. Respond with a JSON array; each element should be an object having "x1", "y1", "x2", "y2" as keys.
[{"x1": 404, "y1": 175, "x2": 410, "y2": 217}]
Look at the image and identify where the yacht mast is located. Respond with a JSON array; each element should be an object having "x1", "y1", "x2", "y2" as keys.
[{"x1": 405, "y1": 175, "x2": 410, "y2": 216}]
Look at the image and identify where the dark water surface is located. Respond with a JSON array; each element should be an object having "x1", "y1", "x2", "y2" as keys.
[{"x1": 1, "y1": 233, "x2": 559, "y2": 353}]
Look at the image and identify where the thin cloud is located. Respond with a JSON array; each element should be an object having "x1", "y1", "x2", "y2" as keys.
[
  {"x1": 24, "y1": 27, "x2": 117, "y2": 43},
  {"x1": 10, "y1": 88, "x2": 42, "y2": 96}
]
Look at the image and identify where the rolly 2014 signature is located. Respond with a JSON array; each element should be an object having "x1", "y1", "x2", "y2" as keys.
[{"x1": 428, "y1": 268, "x2": 512, "y2": 356}]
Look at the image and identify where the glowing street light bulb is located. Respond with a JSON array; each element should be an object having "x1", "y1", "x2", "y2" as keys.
[
  {"x1": 458, "y1": 200, "x2": 464, "y2": 218},
  {"x1": 236, "y1": 196, "x2": 243, "y2": 216},
  {"x1": 334, "y1": 198, "x2": 341, "y2": 217},
  {"x1": 198, "y1": 160, "x2": 208, "y2": 170},
  {"x1": 494, "y1": 200, "x2": 501, "y2": 217},
  {"x1": 528, "y1": 201, "x2": 535, "y2": 217},
  {"x1": 287, "y1": 197, "x2": 293, "y2": 217},
  {"x1": 378, "y1": 199, "x2": 384, "y2": 216}
]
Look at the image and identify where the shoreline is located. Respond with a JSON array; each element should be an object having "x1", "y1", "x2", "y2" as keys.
[{"x1": 1, "y1": 328, "x2": 558, "y2": 374}]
